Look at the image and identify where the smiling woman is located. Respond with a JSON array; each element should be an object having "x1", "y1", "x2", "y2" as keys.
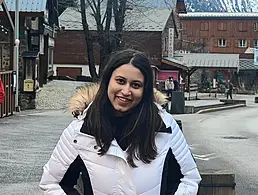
[
  {"x1": 108, "y1": 64, "x2": 144, "y2": 115},
  {"x1": 39, "y1": 49, "x2": 201, "y2": 195}
]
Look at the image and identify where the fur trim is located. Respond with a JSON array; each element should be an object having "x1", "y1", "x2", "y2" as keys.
[{"x1": 68, "y1": 83, "x2": 168, "y2": 115}]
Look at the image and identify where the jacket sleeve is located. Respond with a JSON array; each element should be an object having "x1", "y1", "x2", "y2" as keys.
[
  {"x1": 168, "y1": 116, "x2": 201, "y2": 195},
  {"x1": 39, "y1": 120, "x2": 80, "y2": 195}
]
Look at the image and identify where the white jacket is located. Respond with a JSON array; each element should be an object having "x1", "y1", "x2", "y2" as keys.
[
  {"x1": 39, "y1": 84, "x2": 201, "y2": 194},
  {"x1": 39, "y1": 107, "x2": 201, "y2": 195}
]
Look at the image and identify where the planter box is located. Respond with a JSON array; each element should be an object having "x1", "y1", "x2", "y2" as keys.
[
  {"x1": 198, "y1": 172, "x2": 236, "y2": 195},
  {"x1": 255, "y1": 97, "x2": 258, "y2": 103}
]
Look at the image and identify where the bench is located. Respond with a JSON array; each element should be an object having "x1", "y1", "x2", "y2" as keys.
[
  {"x1": 209, "y1": 87, "x2": 218, "y2": 98},
  {"x1": 187, "y1": 83, "x2": 198, "y2": 100}
]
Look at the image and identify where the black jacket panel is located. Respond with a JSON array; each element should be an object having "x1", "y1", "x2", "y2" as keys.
[
  {"x1": 59, "y1": 155, "x2": 93, "y2": 195},
  {"x1": 160, "y1": 148, "x2": 184, "y2": 195}
]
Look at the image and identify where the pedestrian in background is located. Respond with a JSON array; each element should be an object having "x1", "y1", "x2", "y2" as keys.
[
  {"x1": 0, "y1": 78, "x2": 5, "y2": 104},
  {"x1": 39, "y1": 49, "x2": 201, "y2": 195},
  {"x1": 173, "y1": 78, "x2": 180, "y2": 91},
  {"x1": 226, "y1": 80, "x2": 233, "y2": 99},
  {"x1": 165, "y1": 76, "x2": 174, "y2": 98}
]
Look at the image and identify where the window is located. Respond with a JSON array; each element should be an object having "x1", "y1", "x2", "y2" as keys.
[
  {"x1": 164, "y1": 37, "x2": 168, "y2": 52},
  {"x1": 238, "y1": 22, "x2": 247, "y2": 32},
  {"x1": 254, "y1": 39, "x2": 258, "y2": 48},
  {"x1": 218, "y1": 22, "x2": 227, "y2": 31},
  {"x1": 254, "y1": 23, "x2": 258, "y2": 32},
  {"x1": 238, "y1": 39, "x2": 247, "y2": 47},
  {"x1": 218, "y1": 39, "x2": 226, "y2": 47},
  {"x1": 201, "y1": 22, "x2": 209, "y2": 31},
  {"x1": 48, "y1": 48, "x2": 54, "y2": 71}
]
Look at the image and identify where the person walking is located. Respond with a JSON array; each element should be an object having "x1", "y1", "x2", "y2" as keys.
[
  {"x1": 226, "y1": 80, "x2": 233, "y2": 100},
  {"x1": 39, "y1": 49, "x2": 201, "y2": 195}
]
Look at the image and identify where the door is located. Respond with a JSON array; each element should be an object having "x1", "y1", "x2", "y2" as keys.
[{"x1": 57, "y1": 67, "x2": 82, "y2": 79}]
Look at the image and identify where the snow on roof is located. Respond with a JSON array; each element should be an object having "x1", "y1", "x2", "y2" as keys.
[
  {"x1": 59, "y1": 7, "x2": 172, "y2": 31},
  {"x1": 1, "y1": 0, "x2": 47, "y2": 12},
  {"x1": 179, "y1": 12, "x2": 258, "y2": 18},
  {"x1": 166, "y1": 53, "x2": 239, "y2": 69}
]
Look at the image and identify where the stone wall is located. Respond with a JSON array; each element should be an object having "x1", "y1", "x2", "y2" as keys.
[
  {"x1": 0, "y1": 23, "x2": 11, "y2": 71},
  {"x1": 19, "y1": 92, "x2": 36, "y2": 110}
]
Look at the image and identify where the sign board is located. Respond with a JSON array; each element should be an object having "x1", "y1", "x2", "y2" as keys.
[
  {"x1": 157, "y1": 71, "x2": 178, "y2": 81},
  {"x1": 49, "y1": 37, "x2": 55, "y2": 47},
  {"x1": 168, "y1": 28, "x2": 174, "y2": 58},
  {"x1": 23, "y1": 79, "x2": 34, "y2": 92},
  {"x1": 254, "y1": 48, "x2": 258, "y2": 65}
]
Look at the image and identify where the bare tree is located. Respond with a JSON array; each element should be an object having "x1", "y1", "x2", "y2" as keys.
[{"x1": 79, "y1": 0, "x2": 132, "y2": 80}]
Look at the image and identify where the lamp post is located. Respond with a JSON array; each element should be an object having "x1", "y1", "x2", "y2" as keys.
[{"x1": 14, "y1": 0, "x2": 20, "y2": 111}]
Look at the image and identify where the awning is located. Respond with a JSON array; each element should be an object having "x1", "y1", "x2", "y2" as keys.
[
  {"x1": 163, "y1": 53, "x2": 239, "y2": 70},
  {"x1": 240, "y1": 59, "x2": 258, "y2": 70}
]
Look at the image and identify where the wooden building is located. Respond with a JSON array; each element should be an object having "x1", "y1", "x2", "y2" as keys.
[
  {"x1": 54, "y1": 0, "x2": 187, "y2": 80},
  {"x1": 178, "y1": 12, "x2": 258, "y2": 54},
  {"x1": 0, "y1": 0, "x2": 15, "y2": 117},
  {"x1": 0, "y1": 0, "x2": 58, "y2": 112}
]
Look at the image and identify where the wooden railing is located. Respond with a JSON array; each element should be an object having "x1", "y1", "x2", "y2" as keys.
[{"x1": 0, "y1": 71, "x2": 15, "y2": 118}]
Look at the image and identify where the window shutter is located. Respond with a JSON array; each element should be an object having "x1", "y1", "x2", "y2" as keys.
[
  {"x1": 247, "y1": 40, "x2": 251, "y2": 47},
  {"x1": 214, "y1": 39, "x2": 218, "y2": 47},
  {"x1": 235, "y1": 40, "x2": 239, "y2": 47},
  {"x1": 238, "y1": 23, "x2": 242, "y2": 31},
  {"x1": 227, "y1": 40, "x2": 230, "y2": 47}
]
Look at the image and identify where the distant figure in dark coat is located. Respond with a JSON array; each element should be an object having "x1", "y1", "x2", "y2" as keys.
[{"x1": 226, "y1": 80, "x2": 233, "y2": 99}]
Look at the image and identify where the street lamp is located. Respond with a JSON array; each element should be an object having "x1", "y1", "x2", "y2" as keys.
[{"x1": 14, "y1": 0, "x2": 20, "y2": 111}]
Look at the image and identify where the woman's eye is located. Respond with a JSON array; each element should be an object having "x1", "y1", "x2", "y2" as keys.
[
  {"x1": 132, "y1": 83, "x2": 141, "y2": 89},
  {"x1": 116, "y1": 79, "x2": 125, "y2": 84}
]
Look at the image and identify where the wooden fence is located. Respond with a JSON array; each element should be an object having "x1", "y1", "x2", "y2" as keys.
[{"x1": 0, "y1": 71, "x2": 15, "y2": 118}]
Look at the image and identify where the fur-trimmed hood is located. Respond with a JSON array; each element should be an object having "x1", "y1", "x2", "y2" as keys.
[{"x1": 68, "y1": 83, "x2": 168, "y2": 115}]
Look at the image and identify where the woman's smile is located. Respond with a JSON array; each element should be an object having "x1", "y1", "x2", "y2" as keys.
[{"x1": 107, "y1": 64, "x2": 144, "y2": 115}]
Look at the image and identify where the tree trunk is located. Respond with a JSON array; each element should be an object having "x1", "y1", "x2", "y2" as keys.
[
  {"x1": 113, "y1": 0, "x2": 126, "y2": 49},
  {"x1": 80, "y1": 0, "x2": 98, "y2": 81},
  {"x1": 98, "y1": 0, "x2": 114, "y2": 76}
]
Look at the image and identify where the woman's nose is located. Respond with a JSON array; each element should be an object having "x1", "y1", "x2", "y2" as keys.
[{"x1": 121, "y1": 84, "x2": 131, "y2": 95}]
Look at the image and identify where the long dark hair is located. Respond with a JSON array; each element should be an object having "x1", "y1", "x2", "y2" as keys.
[{"x1": 85, "y1": 49, "x2": 162, "y2": 167}]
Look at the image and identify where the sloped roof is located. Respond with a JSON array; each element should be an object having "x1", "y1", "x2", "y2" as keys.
[
  {"x1": 59, "y1": 7, "x2": 172, "y2": 31},
  {"x1": 1, "y1": 0, "x2": 47, "y2": 12},
  {"x1": 165, "y1": 53, "x2": 239, "y2": 69},
  {"x1": 240, "y1": 59, "x2": 258, "y2": 70},
  {"x1": 179, "y1": 12, "x2": 258, "y2": 18}
]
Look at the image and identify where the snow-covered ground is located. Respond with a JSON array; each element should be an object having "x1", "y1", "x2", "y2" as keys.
[{"x1": 36, "y1": 80, "x2": 86, "y2": 110}]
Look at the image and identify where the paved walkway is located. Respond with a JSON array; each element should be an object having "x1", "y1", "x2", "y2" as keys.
[
  {"x1": 0, "y1": 94, "x2": 257, "y2": 194},
  {"x1": 0, "y1": 109, "x2": 72, "y2": 195},
  {"x1": 185, "y1": 93, "x2": 257, "y2": 107}
]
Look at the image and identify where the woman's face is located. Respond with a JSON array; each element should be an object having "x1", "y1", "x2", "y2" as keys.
[{"x1": 107, "y1": 64, "x2": 144, "y2": 115}]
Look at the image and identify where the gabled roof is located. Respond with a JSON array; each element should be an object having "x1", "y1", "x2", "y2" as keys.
[
  {"x1": 164, "y1": 53, "x2": 239, "y2": 69},
  {"x1": 59, "y1": 7, "x2": 172, "y2": 31},
  {"x1": 1, "y1": 0, "x2": 47, "y2": 12}
]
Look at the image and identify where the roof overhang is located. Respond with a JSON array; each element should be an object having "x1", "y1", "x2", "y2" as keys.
[
  {"x1": 0, "y1": 0, "x2": 14, "y2": 31},
  {"x1": 162, "y1": 53, "x2": 239, "y2": 71},
  {"x1": 161, "y1": 58, "x2": 188, "y2": 70},
  {"x1": 240, "y1": 59, "x2": 258, "y2": 70}
]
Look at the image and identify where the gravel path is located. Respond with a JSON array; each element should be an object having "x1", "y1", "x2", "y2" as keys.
[{"x1": 36, "y1": 80, "x2": 86, "y2": 110}]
